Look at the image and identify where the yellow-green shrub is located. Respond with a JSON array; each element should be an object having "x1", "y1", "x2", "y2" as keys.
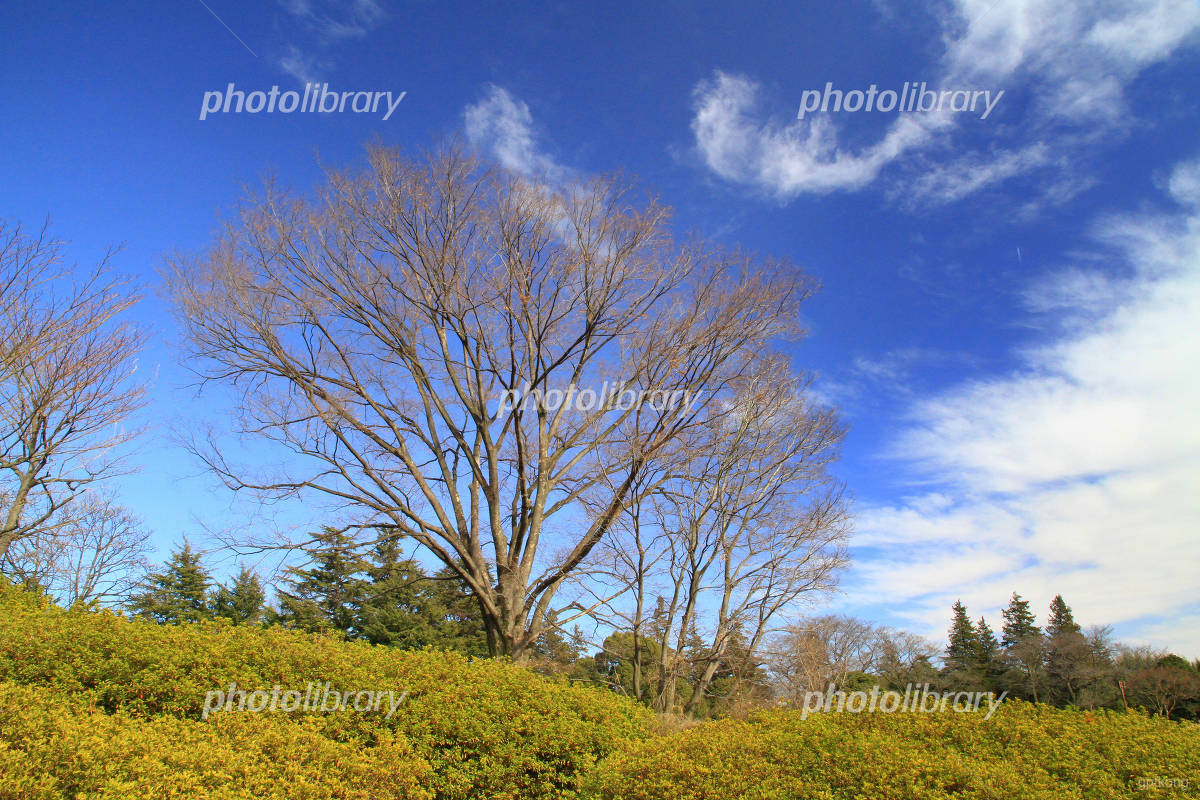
[
  {"x1": 0, "y1": 681, "x2": 431, "y2": 800},
  {"x1": 0, "y1": 583, "x2": 651, "y2": 799},
  {"x1": 583, "y1": 702, "x2": 1200, "y2": 800}
]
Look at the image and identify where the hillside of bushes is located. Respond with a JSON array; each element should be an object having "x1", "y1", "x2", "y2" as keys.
[
  {"x1": 0, "y1": 582, "x2": 650, "y2": 800},
  {"x1": 584, "y1": 704, "x2": 1200, "y2": 799},
  {"x1": 2, "y1": 581, "x2": 1197, "y2": 799}
]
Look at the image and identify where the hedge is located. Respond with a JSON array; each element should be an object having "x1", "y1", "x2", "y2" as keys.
[
  {"x1": 0, "y1": 681, "x2": 431, "y2": 800},
  {"x1": 582, "y1": 702, "x2": 1200, "y2": 800},
  {"x1": 0, "y1": 583, "x2": 651, "y2": 800}
]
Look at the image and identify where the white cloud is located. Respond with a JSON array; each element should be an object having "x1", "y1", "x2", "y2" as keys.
[
  {"x1": 275, "y1": 0, "x2": 385, "y2": 84},
  {"x1": 943, "y1": 0, "x2": 1200, "y2": 122},
  {"x1": 280, "y1": 0, "x2": 385, "y2": 40},
  {"x1": 819, "y1": 347, "x2": 982, "y2": 411},
  {"x1": 901, "y1": 144, "x2": 1053, "y2": 205},
  {"x1": 464, "y1": 86, "x2": 565, "y2": 179},
  {"x1": 278, "y1": 44, "x2": 322, "y2": 85},
  {"x1": 691, "y1": 72, "x2": 937, "y2": 198},
  {"x1": 846, "y1": 157, "x2": 1200, "y2": 656},
  {"x1": 1168, "y1": 159, "x2": 1200, "y2": 207},
  {"x1": 689, "y1": 0, "x2": 1200, "y2": 203},
  {"x1": 1021, "y1": 266, "x2": 1125, "y2": 318}
]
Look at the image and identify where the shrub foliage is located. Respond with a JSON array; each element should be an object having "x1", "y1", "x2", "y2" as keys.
[
  {"x1": 3, "y1": 582, "x2": 1197, "y2": 799},
  {"x1": 0, "y1": 582, "x2": 650, "y2": 800},
  {"x1": 583, "y1": 703, "x2": 1200, "y2": 800}
]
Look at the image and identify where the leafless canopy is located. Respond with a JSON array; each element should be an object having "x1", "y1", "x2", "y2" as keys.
[
  {"x1": 584, "y1": 364, "x2": 850, "y2": 712},
  {"x1": 0, "y1": 492, "x2": 152, "y2": 607},
  {"x1": 767, "y1": 615, "x2": 939, "y2": 702},
  {"x1": 165, "y1": 144, "x2": 810, "y2": 659},
  {"x1": 0, "y1": 220, "x2": 147, "y2": 562}
]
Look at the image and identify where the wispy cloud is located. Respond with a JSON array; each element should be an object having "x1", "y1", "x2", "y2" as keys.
[
  {"x1": 690, "y1": 72, "x2": 936, "y2": 198},
  {"x1": 277, "y1": 44, "x2": 322, "y2": 85},
  {"x1": 899, "y1": 144, "x2": 1056, "y2": 207},
  {"x1": 275, "y1": 0, "x2": 387, "y2": 84},
  {"x1": 689, "y1": 0, "x2": 1200, "y2": 205},
  {"x1": 464, "y1": 86, "x2": 566, "y2": 179},
  {"x1": 845, "y1": 156, "x2": 1200, "y2": 656},
  {"x1": 280, "y1": 0, "x2": 385, "y2": 41},
  {"x1": 818, "y1": 347, "x2": 982, "y2": 410}
]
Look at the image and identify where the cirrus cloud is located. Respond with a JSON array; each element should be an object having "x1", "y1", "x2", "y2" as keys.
[{"x1": 689, "y1": 0, "x2": 1200, "y2": 205}]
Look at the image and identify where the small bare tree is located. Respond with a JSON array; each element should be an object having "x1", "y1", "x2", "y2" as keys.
[
  {"x1": 588, "y1": 360, "x2": 849, "y2": 714},
  {"x1": 0, "y1": 492, "x2": 152, "y2": 606},
  {"x1": 767, "y1": 617, "x2": 939, "y2": 702},
  {"x1": 0, "y1": 221, "x2": 147, "y2": 562},
  {"x1": 1127, "y1": 665, "x2": 1200, "y2": 719},
  {"x1": 164, "y1": 145, "x2": 808, "y2": 661}
]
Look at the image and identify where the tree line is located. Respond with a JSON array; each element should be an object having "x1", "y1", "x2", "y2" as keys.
[
  {"x1": 8, "y1": 520, "x2": 1198, "y2": 721},
  {"x1": 121, "y1": 532, "x2": 491, "y2": 657},
  {"x1": 941, "y1": 593, "x2": 1200, "y2": 720},
  {"x1": 765, "y1": 594, "x2": 1200, "y2": 722}
]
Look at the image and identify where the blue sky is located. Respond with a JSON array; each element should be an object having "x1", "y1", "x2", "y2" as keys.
[{"x1": 3, "y1": 0, "x2": 1199, "y2": 655}]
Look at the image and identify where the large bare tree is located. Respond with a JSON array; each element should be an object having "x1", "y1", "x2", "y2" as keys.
[
  {"x1": 165, "y1": 145, "x2": 809, "y2": 660},
  {"x1": 0, "y1": 221, "x2": 147, "y2": 562}
]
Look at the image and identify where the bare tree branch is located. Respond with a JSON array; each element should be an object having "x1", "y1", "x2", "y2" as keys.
[{"x1": 0, "y1": 219, "x2": 148, "y2": 561}]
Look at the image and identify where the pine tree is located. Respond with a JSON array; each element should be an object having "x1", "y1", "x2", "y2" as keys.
[
  {"x1": 212, "y1": 565, "x2": 266, "y2": 624},
  {"x1": 999, "y1": 592, "x2": 1047, "y2": 702},
  {"x1": 1001, "y1": 592, "x2": 1041, "y2": 648},
  {"x1": 352, "y1": 531, "x2": 439, "y2": 648},
  {"x1": 529, "y1": 624, "x2": 584, "y2": 675},
  {"x1": 976, "y1": 616, "x2": 1000, "y2": 661},
  {"x1": 275, "y1": 527, "x2": 368, "y2": 637},
  {"x1": 422, "y1": 564, "x2": 489, "y2": 655},
  {"x1": 945, "y1": 601, "x2": 978, "y2": 673},
  {"x1": 1046, "y1": 594, "x2": 1081, "y2": 638},
  {"x1": 1045, "y1": 594, "x2": 1089, "y2": 706},
  {"x1": 348, "y1": 531, "x2": 489, "y2": 655},
  {"x1": 127, "y1": 541, "x2": 214, "y2": 624}
]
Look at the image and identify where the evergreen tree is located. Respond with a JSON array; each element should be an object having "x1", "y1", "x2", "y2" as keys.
[
  {"x1": 353, "y1": 532, "x2": 440, "y2": 648},
  {"x1": 275, "y1": 527, "x2": 368, "y2": 637},
  {"x1": 127, "y1": 542, "x2": 214, "y2": 624},
  {"x1": 974, "y1": 616, "x2": 1003, "y2": 689},
  {"x1": 945, "y1": 600, "x2": 978, "y2": 673},
  {"x1": 975, "y1": 616, "x2": 1000, "y2": 662},
  {"x1": 1046, "y1": 594, "x2": 1081, "y2": 638},
  {"x1": 528, "y1": 624, "x2": 584, "y2": 676},
  {"x1": 212, "y1": 565, "x2": 266, "y2": 624},
  {"x1": 1045, "y1": 594, "x2": 1089, "y2": 705},
  {"x1": 998, "y1": 593, "x2": 1047, "y2": 702},
  {"x1": 1001, "y1": 592, "x2": 1041, "y2": 648},
  {"x1": 422, "y1": 564, "x2": 489, "y2": 655}
]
